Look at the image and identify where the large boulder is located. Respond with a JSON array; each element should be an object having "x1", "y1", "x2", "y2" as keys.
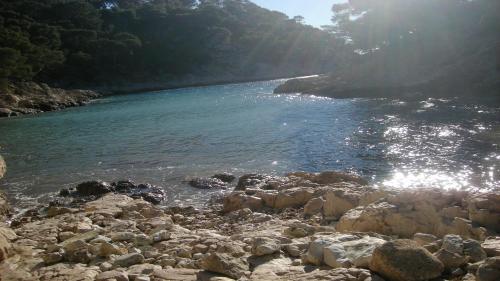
[
  {"x1": 273, "y1": 187, "x2": 315, "y2": 209},
  {"x1": 337, "y1": 189, "x2": 488, "y2": 239},
  {"x1": 369, "y1": 239, "x2": 444, "y2": 281},
  {"x1": 303, "y1": 233, "x2": 388, "y2": 268},
  {"x1": 323, "y1": 186, "x2": 386, "y2": 219},
  {"x1": 76, "y1": 181, "x2": 113, "y2": 196}
]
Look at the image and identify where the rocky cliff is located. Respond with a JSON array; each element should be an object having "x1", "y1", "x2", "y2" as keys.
[
  {"x1": 0, "y1": 171, "x2": 498, "y2": 281},
  {"x1": 0, "y1": 82, "x2": 99, "y2": 118}
]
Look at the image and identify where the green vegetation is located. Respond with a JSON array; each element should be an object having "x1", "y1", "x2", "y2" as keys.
[
  {"x1": 322, "y1": 0, "x2": 500, "y2": 96},
  {"x1": 0, "y1": 0, "x2": 343, "y2": 88}
]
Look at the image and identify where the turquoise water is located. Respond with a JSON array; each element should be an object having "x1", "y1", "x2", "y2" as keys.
[{"x1": 0, "y1": 79, "x2": 499, "y2": 207}]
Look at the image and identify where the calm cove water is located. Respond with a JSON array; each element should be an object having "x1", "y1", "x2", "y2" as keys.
[{"x1": 0, "y1": 79, "x2": 499, "y2": 208}]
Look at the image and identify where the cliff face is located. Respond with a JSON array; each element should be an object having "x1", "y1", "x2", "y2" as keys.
[{"x1": 0, "y1": 82, "x2": 99, "y2": 118}]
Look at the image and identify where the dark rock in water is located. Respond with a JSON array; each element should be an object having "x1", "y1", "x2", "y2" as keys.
[
  {"x1": 212, "y1": 173, "x2": 236, "y2": 183},
  {"x1": 137, "y1": 183, "x2": 151, "y2": 189},
  {"x1": 59, "y1": 189, "x2": 70, "y2": 197},
  {"x1": 59, "y1": 180, "x2": 166, "y2": 205},
  {"x1": 132, "y1": 186, "x2": 165, "y2": 205},
  {"x1": 112, "y1": 181, "x2": 165, "y2": 204},
  {"x1": 189, "y1": 178, "x2": 227, "y2": 189},
  {"x1": 112, "y1": 180, "x2": 136, "y2": 192},
  {"x1": 235, "y1": 174, "x2": 269, "y2": 191},
  {"x1": 76, "y1": 181, "x2": 113, "y2": 196}
]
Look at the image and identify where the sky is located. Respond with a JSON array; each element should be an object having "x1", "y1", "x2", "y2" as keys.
[{"x1": 251, "y1": 0, "x2": 347, "y2": 28}]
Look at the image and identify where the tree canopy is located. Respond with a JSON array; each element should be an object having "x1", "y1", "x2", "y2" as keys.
[
  {"x1": 0, "y1": 0, "x2": 343, "y2": 88},
  {"x1": 325, "y1": 0, "x2": 499, "y2": 93}
]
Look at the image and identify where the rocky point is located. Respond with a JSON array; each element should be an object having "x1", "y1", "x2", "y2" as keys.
[{"x1": 0, "y1": 170, "x2": 498, "y2": 281}]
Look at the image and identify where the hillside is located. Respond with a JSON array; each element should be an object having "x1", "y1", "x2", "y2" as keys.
[
  {"x1": 275, "y1": 0, "x2": 500, "y2": 99},
  {"x1": 0, "y1": 0, "x2": 344, "y2": 91}
]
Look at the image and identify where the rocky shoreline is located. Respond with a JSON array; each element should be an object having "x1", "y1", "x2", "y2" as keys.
[
  {"x1": 0, "y1": 82, "x2": 99, "y2": 118},
  {"x1": 0, "y1": 167, "x2": 498, "y2": 281}
]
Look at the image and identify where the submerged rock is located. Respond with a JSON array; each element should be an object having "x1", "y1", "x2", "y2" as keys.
[
  {"x1": 60, "y1": 180, "x2": 166, "y2": 205},
  {"x1": 212, "y1": 173, "x2": 236, "y2": 183},
  {"x1": 188, "y1": 177, "x2": 227, "y2": 189}
]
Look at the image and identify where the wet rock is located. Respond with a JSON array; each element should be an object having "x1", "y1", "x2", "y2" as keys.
[
  {"x1": 369, "y1": 239, "x2": 444, "y2": 281},
  {"x1": 212, "y1": 173, "x2": 236, "y2": 183},
  {"x1": 251, "y1": 237, "x2": 281, "y2": 256},
  {"x1": 482, "y1": 237, "x2": 500, "y2": 257},
  {"x1": 476, "y1": 257, "x2": 500, "y2": 281},
  {"x1": 76, "y1": 181, "x2": 113, "y2": 196},
  {"x1": 189, "y1": 178, "x2": 227, "y2": 189},
  {"x1": 122, "y1": 182, "x2": 166, "y2": 205},
  {"x1": 113, "y1": 253, "x2": 145, "y2": 268},
  {"x1": 236, "y1": 174, "x2": 269, "y2": 190},
  {"x1": 113, "y1": 180, "x2": 136, "y2": 192},
  {"x1": 200, "y1": 252, "x2": 249, "y2": 279}
]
